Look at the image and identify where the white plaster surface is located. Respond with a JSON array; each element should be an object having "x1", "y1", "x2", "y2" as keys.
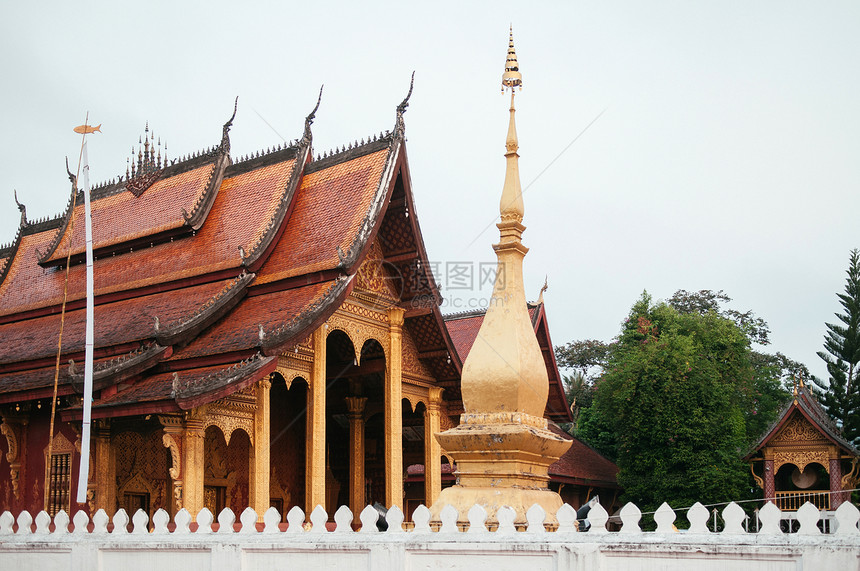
[{"x1": 1, "y1": 502, "x2": 858, "y2": 571}]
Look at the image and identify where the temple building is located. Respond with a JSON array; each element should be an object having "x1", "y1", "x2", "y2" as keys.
[
  {"x1": 0, "y1": 78, "x2": 614, "y2": 521},
  {"x1": 746, "y1": 381, "x2": 859, "y2": 513}
]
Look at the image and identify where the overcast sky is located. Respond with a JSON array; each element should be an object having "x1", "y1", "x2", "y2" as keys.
[{"x1": 2, "y1": 1, "x2": 858, "y2": 382}]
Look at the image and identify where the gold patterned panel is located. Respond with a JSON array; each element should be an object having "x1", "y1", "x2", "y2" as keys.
[
  {"x1": 162, "y1": 433, "x2": 181, "y2": 480},
  {"x1": 0, "y1": 421, "x2": 20, "y2": 500},
  {"x1": 749, "y1": 462, "x2": 764, "y2": 490},
  {"x1": 1, "y1": 421, "x2": 18, "y2": 463},
  {"x1": 841, "y1": 458, "x2": 859, "y2": 489},
  {"x1": 203, "y1": 388, "x2": 256, "y2": 447},
  {"x1": 402, "y1": 384, "x2": 430, "y2": 412},
  {"x1": 114, "y1": 430, "x2": 170, "y2": 515},
  {"x1": 326, "y1": 306, "x2": 390, "y2": 365},
  {"x1": 354, "y1": 240, "x2": 400, "y2": 302},
  {"x1": 204, "y1": 407, "x2": 254, "y2": 447},
  {"x1": 401, "y1": 330, "x2": 434, "y2": 381},
  {"x1": 771, "y1": 415, "x2": 829, "y2": 446},
  {"x1": 773, "y1": 449, "x2": 830, "y2": 474}
]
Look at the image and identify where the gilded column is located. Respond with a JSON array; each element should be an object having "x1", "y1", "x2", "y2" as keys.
[
  {"x1": 345, "y1": 396, "x2": 367, "y2": 519},
  {"x1": 183, "y1": 415, "x2": 205, "y2": 519},
  {"x1": 305, "y1": 325, "x2": 326, "y2": 514},
  {"x1": 424, "y1": 387, "x2": 444, "y2": 507},
  {"x1": 93, "y1": 419, "x2": 115, "y2": 514},
  {"x1": 250, "y1": 377, "x2": 272, "y2": 519},
  {"x1": 385, "y1": 307, "x2": 405, "y2": 510}
]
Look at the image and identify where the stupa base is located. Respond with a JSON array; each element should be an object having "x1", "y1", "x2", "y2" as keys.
[{"x1": 429, "y1": 485, "x2": 564, "y2": 529}]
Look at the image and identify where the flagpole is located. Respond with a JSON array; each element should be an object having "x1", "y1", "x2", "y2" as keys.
[
  {"x1": 75, "y1": 129, "x2": 96, "y2": 505},
  {"x1": 45, "y1": 113, "x2": 90, "y2": 513}
]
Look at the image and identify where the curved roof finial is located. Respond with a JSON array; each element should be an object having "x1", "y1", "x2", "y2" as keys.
[
  {"x1": 538, "y1": 276, "x2": 548, "y2": 304},
  {"x1": 65, "y1": 156, "x2": 76, "y2": 187},
  {"x1": 397, "y1": 71, "x2": 415, "y2": 115},
  {"x1": 13, "y1": 189, "x2": 26, "y2": 226},
  {"x1": 395, "y1": 71, "x2": 415, "y2": 137},
  {"x1": 303, "y1": 85, "x2": 324, "y2": 145},
  {"x1": 221, "y1": 96, "x2": 239, "y2": 153}
]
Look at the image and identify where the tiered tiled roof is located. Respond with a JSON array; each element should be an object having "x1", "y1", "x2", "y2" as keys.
[
  {"x1": 0, "y1": 91, "x2": 459, "y2": 417},
  {"x1": 443, "y1": 303, "x2": 572, "y2": 423}
]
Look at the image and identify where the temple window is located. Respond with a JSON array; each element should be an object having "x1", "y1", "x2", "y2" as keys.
[{"x1": 47, "y1": 452, "x2": 71, "y2": 516}]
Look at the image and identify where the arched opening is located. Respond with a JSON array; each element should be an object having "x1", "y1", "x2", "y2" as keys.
[
  {"x1": 356, "y1": 338, "x2": 387, "y2": 511},
  {"x1": 402, "y1": 399, "x2": 426, "y2": 520},
  {"x1": 323, "y1": 329, "x2": 360, "y2": 515},
  {"x1": 269, "y1": 372, "x2": 307, "y2": 519},
  {"x1": 774, "y1": 461, "x2": 830, "y2": 510},
  {"x1": 203, "y1": 424, "x2": 250, "y2": 516}
]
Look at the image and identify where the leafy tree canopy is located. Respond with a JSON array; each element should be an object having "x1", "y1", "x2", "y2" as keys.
[
  {"x1": 569, "y1": 291, "x2": 790, "y2": 513},
  {"x1": 667, "y1": 289, "x2": 771, "y2": 346}
]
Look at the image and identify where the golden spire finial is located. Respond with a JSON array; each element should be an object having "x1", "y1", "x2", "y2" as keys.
[
  {"x1": 499, "y1": 25, "x2": 524, "y2": 224},
  {"x1": 501, "y1": 25, "x2": 522, "y2": 93}
]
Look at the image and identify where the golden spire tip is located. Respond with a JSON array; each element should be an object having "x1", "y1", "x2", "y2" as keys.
[{"x1": 501, "y1": 26, "x2": 522, "y2": 93}]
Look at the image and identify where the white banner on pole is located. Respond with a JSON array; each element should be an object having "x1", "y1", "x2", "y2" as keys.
[{"x1": 75, "y1": 139, "x2": 95, "y2": 504}]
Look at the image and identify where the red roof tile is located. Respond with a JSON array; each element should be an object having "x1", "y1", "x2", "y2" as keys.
[
  {"x1": 0, "y1": 365, "x2": 70, "y2": 397},
  {"x1": 256, "y1": 148, "x2": 390, "y2": 283},
  {"x1": 0, "y1": 354, "x2": 123, "y2": 399},
  {"x1": 444, "y1": 312, "x2": 484, "y2": 363},
  {"x1": 171, "y1": 281, "x2": 332, "y2": 360},
  {"x1": 42, "y1": 164, "x2": 214, "y2": 263},
  {"x1": 0, "y1": 278, "x2": 234, "y2": 365},
  {"x1": 547, "y1": 423, "x2": 619, "y2": 487},
  {"x1": 0, "y1": 158, "x2": 296, "y2": 315}
]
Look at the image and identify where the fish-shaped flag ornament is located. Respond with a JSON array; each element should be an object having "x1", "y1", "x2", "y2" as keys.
[{"x1": 73, "y1": 124, "x2": 101, "y2": 134}]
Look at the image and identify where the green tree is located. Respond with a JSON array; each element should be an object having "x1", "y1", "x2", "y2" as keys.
[
  {"x1": 581, "y1": 292, "x2": 786, "y2": 513},
  {"x1": 667, "y1": 289, "x2": 771, "y2": 346},
  {"x1": 555, "y1": 339, "x2": 610, "y2": 381},
  {"x1": 558, "y1": 290, "x2": 800, "y2": 510},
  {"x1": 561, "y1": 371, "x2": 593, "y2": 434},
  {"x1": 813, "y1": 249, "x2": 860, "y2": 446}
]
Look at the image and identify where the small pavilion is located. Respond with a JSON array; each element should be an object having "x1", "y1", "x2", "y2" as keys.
[{"x1": 746, "y1": 381, "x2": 859, "y2": 512}]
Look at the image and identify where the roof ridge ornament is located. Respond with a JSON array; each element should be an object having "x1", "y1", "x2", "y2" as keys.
[
  {"x1": 538, "y1": 276, "x2": 548, "y2": 304},
  {"x1": 65, "y1": 156, "x2": 76, "y2": 187},
  {"x1": 125, "y1": 123, "x2": 166, "y2": 196},
  {"x1": 33, "y1": 159, "x2": 79, "y2": 263},
  {"x1": 220, "y1": 97, "x2": 239, "y2": 155},
  {"x1": 13, "y1": 190, "x2": 27, "y2": 227},
  {"x1": 302, "y1": 85, "x2": 324, "y2": 147},
  {"x1": 394, "y1": 71, "x2": 415, "y2": 138}
]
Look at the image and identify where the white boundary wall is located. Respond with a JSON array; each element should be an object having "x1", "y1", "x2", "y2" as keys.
[{"x1": 2, "y1": 501, "x2": 859, "y2": 571}]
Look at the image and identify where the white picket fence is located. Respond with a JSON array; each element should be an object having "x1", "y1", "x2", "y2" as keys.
[{"x1": 2, "y1": 501, "x2": 859, "y2": 570}]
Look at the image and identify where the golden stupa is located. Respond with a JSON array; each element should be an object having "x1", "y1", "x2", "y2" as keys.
[{"x1": 429, "y1": 28, "x2": 571, "y2": 528}]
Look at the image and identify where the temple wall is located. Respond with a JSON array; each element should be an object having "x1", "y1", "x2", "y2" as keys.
[
  {"x1": 2, "y1": 414, "x2": 85, "y2": 518},
  {"x1": 1, "y1": 501, "x2": 859, "y2": 570}
]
